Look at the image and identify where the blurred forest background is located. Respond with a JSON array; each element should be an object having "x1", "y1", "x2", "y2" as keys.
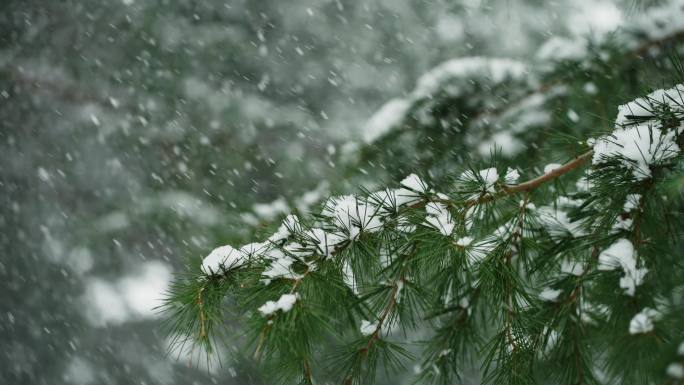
[{"x1": 0, "y1": 0, "x2": 669, "y2": 384}]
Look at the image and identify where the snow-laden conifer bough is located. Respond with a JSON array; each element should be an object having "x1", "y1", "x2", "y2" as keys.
[
  {"x1": 162, "y1": 82, "x2": 684, "y2": 385},
  {"x1": 349, "y1": 1, "x2": 684, "y2": 196}
]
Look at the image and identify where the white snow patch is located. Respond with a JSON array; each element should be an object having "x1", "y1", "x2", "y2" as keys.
[
  {"x1": 362, "y1": 99, "x2": 412, "y2": 143},
  {"x1": 667, "y1": 363, "x2": 684, "y2": 380},
  {"x1": 414, "y1": 57, "x2": 527, "y2": 98},
  {"x1": 455, "y1": 236, "x2": 473, "y2": 247},
  {"x1": 269, "y1": 214, "x2": 301, "y2": 243},
  {"x1": 631, "y1": 1, "x2": 684, "y2": 41},
  {"x1": 592, "y1": 123, "x2": 680, "y2": 180},
  {"x1": 342, "y1": 260, "x2": 357, "y2": 294},
  {"x1": 395, "y1": 280, "x2": 405, "y2": 304},
  {"x1": 623, "y1": 194, "x2": 642, "y2": 212},
  {"x1": 400, "y1": 173, "x2": 429, "y2": 193},
  {"x1": 629, "y1": 307, "x2": 660, "y2": 334},
  {"x1": 304, "y1": 227, "x2": 345, "y2": 257},
  {"x1": 539, "y1": 287, "x2": 562, "y2": 302},
  {"x1": 201, "y1": 245, "x2": 246, "y2": 275},
  {"x1": 597, "y1": 238, "x2": 635, "y2": 271},
  {"x1": 561, "y1": 259, "x2": 584, "y2": 276},
  {"x1": 505, "y1": 167, "x2": 520, "y2": 184},
  {"x1": 261, "y1": 249, "x2": 301, "y2": 284},
  {"x1": 321, "y1": 195, "x2": 382, "y2": 241},
  {"x1": 543, "y1": 163, "x2": 562, "y2": 174},
  {"x1": 537, "y1": 206, "x2": 586, "y2": 238},
  {"x1": 592, "y1": 85, "x2": 683, "y2": 180},
  {"x1": 424, "y1": 202, "x2": 455, "y2": 236},
  {"x1": 360, "y1": 320, "x2": 379, "y2": 336},
  {"x1": 536, "y1": 36, "x2": 587, "y2": 62},
  {"x1": 258, "y1": 293, "x2": 298, "y2": 316},
  {"x1": 597, "y1": 238, "x2": 648, "y2": 296},
  {"x1": 479, "y1": 168, "x2": 499, "y2": 193}
]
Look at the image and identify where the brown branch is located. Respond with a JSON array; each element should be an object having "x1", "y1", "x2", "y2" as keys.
[
  {"x1": 289, "y1": 268, "x2": 310, "y2": 294},
  {"x1": 303, "y1": 359, "x2": 313, "y2": 385},
  {"x1": 197, "y1": 286, "x2": 207, "y2": 339},
  {"x1": 460, "y1": 150, "x2": 594, "y2": 208},
  {"x1": 500, "y1": 151, "x2": 593, "y2": 195},
  {"x1": 364, "y1": 280, "x2": 401, "y2": 350},
  {"x1": 343, "y1": 268, "x2": 409, "y2": 385},
  {"x1": 253, "y1": 268, "x2": 310, "y2": 360},
  {"x1": 503, "y1": 193, "x2": 531, "y2": 352},
  {"x1": 253, "y1": 325, "x2": 269, "y2": 360}
]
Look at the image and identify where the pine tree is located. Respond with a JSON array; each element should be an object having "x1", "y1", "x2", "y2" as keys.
[{"x1": 162, "y1": 3, "x2": 684, "y2": 385}]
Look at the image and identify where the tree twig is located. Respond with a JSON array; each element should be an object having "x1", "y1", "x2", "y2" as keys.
[
  {"x1": 197, "y1": 286, "x2": 207, "y2": 339},
  {"x1": 472, "y1": 150, "x2": 594, "y2": 207}
]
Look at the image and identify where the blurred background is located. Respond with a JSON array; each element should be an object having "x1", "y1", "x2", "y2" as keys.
[{"x1": 0, "y1": 0, "x2": 660, "y2": 384}]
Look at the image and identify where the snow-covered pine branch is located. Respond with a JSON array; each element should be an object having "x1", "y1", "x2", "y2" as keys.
[
  {"x1": 216, "y1": 1, "x2": 684, "y2": 246},
  {"x1": 163, "y1": 82, "x2": 684, "y2": 384},
  {"x1": 347, "y1": 1, "x2": 684, "y2": 190}
]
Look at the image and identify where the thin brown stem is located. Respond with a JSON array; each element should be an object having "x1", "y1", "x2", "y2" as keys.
[
  {"x1": 303, "y1": 359, "x2": 313, "y2": 385},
  {"x1": 197, "y1": 286, "x2": 207, "y2": 339},
  {"x1": 342, "y1": 289, "x2": 397, "y2": 385},
  {"x1": 253, "y1": 325, "x2": 270, "y2": 360},
  {"x1": 364, "y1": 280, "x2": 401, "y2": 350},
  {"x1": 503, "y1": 194, "x2": 531, "y2": 352},
  {"x1": 289, "y1": 267, "x2": 311, "y2": 294},
  {"x1": 475, "y1": 150, "x2": 593, "y2": 206},
  {"x1": 343, "y1": 253, "x2": 412, "y2": 384},
  {"x1": 254, "y1": 267, "x2": 311, "y2": 360},
  {"x1": 444, "y1": 150, "x2": 594, "y2": 214},
  {"x1": 408, "y1": 150, "x2": 593, "y2": 212}
]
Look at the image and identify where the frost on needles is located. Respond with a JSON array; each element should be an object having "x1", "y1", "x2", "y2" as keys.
[{"x1": 162, "y1": 81, "x2": 684, "y2": 385}]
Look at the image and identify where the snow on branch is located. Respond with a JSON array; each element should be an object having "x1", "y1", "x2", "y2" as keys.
[{"x1": 165, "y1": 72, "x2": 684, "y2": 385}]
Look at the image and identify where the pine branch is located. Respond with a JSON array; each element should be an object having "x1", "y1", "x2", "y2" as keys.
[
  {"x1": 163, "y1": 61, "x2": 684, "y2": 385},
  {"x1": 367, "y1": 28, "x2": 684, "y2": 148},
  {"x1": 341, "y1": 244, "x2": 415, "y2": 385},
  {"x1": 460, "y1": 150, "x2": 595, "y2": 211}
]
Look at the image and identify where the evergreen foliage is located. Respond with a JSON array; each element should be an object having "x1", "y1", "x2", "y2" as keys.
[{"x1": 163, "y1": 3, "x2": 684, "y2": 384}]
